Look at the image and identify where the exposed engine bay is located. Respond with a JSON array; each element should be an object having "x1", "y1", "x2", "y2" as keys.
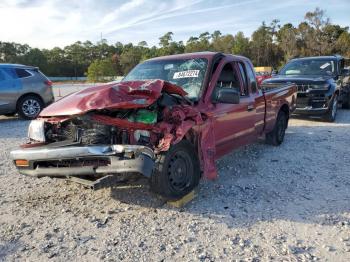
[{"x1": 44, "y1": 92, "x2": 188, "y2": 150}]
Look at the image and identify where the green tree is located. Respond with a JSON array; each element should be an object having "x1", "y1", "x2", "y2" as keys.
[
  {"x1": 277, "y1": 24, "x2": 298, "y2": 61},
  {"x1": 211, "y1": 34, "x2": 235, "y2": 53},
  {"x1": 20, "y1": 48, "x2": 47, "y2": 69},
  {"x1": 87, "y1": 58, "x2": 116, "y2": 82},
  {"x1": 119, "y1": 46, "x2": 142, "y2": 74},
  {"x1": 336, "y1": 32, "x2": 350, "y2": 57},
  {"x1": 232, "y1": 32, "x2": 250, "y2": 57}
]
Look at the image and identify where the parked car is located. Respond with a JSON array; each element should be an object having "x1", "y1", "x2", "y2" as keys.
[
  {"x1": 256, "y1": 72, "x2": 272, "y2": 86},
  {"x1": 10, "y1": 52, "x2": 297, "y2": 199},
  {"x1": 0, "y1": 64, "x2": 54, "y2": 119},
  {"x1": 263, "y1": 55, "x2": 350, "y2": 122}
]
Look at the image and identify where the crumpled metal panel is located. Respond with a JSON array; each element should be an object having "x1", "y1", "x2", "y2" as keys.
[
  {"x1": 38, "y1": 79, "x2": 218, "y2": 180},
  {"x1": 40, "y1": 80, "x2": 187, "y2": 117}
]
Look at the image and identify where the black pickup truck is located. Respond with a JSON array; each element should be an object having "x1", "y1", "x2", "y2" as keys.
[{"x1": 264, "y1": 55, "x2": 350, "y2": 121}]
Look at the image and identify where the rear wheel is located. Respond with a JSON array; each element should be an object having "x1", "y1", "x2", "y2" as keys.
[
  {"x1": 150, "y1": 140, "x2": 200, "y2": 200},
  {"x1": 324, "y1": 95, "x2": 338, "y2": 122},
  {"x1": 17, "y1": 95, "x2": 43, "y2": 120},
  {"x1": 266, "y1": 111, "x2": 287, "y2": 146}
]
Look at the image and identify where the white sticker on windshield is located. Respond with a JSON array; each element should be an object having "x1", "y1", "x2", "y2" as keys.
[
  {"x1": 320, "y1": 62, "x2": 330, "y2": 69},
  {"x1": 173, "y1": 70, "x2": 199, "y2": 79}
]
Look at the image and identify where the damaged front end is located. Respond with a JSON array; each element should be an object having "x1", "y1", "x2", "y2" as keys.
[{"x1": 11, "y1": 80, "x2": 216, "y2": 192}]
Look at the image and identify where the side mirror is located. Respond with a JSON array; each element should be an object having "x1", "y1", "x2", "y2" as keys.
[
  {"x1": 213, "y1": 88, "x2": 240, "y2": 104},
  {"x1": 341, "y1": 68, "x2": 350, "y2": 76}
]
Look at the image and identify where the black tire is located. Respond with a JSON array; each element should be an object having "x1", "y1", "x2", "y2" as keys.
[
  {"x1": 17, "y1": 95, "x2": 44, "y2": 120},
  {"x1": 150, "y1": 140, "x2": 200, "y2": 200},
  {"x1": 266, "y1": 111, "x2": 287, "y2": 146},
  {"x1": 341, "y1": 93, "x2": 350, "y2": 109},
  {"x1": 324, "y1": 95, "x2": 338, "y2": 122}
]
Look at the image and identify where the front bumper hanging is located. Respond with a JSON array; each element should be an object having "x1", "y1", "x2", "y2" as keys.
[{"x1": 10, "y1": 144, "x2": 155, "y2": 178}]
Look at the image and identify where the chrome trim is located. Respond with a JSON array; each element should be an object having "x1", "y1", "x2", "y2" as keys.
[{"x1": 10, "y1": 144, "x2": 155, "y2": 161}]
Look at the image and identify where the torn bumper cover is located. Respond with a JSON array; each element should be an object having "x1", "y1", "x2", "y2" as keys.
[{"x1": 10, "y1": 144, "x2": 155, "y2": 178}]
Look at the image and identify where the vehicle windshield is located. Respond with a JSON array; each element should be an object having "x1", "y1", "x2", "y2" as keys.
[
  {"x1": 279, "y1": 59, "x2": 336, "y2": 76},
  {"x1": 123, "y1": 58, "x2": 208, "y2": 100}
]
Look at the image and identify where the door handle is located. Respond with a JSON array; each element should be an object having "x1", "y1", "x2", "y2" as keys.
[{"x1": 247, "y1": 105, "x2": 255, "y2": 111}]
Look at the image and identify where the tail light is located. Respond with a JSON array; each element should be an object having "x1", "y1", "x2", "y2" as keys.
[{"x1": 44, "y1": 80, "x2": 53, "y2": 86}]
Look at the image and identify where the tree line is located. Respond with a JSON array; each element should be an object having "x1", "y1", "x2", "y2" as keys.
[{"x1": 0, "y1": 8, "x2": 349, "y2": 81}]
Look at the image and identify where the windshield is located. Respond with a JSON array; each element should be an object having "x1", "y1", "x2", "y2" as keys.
[
  {"x1": 123, "y1": 58, "x2": 208, "y2": 100},
  {"x1": 279, "y1": 59, "x2": 336, "y2": 76}
]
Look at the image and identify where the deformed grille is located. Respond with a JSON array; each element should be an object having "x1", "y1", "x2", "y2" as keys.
[{"x1": 297, "y1": 84, "x2": 310, "y2": 93}]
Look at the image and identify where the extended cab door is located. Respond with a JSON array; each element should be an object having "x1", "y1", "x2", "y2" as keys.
[
  {"x1": 210, "y1": 60, "x2": 257, "y2": 158},
  {"x1": 243, "y1": 61, "x2": 266, "y2": 136}
]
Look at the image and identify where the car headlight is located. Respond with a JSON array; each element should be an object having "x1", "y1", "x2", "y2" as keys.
[
  {"x1": 28, "y1": 120, "x2": 46, "y2": 142},
  {"x1": 310, "y1": 84, "x2": 330, "y2": 90}
]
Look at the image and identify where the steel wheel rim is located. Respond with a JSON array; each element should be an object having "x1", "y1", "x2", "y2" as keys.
[
  {"x1": 168, "y1": 150, "x2": 193, "y2": 192},
  {"x1": 22, "y1": 99, "x2": 41, "y2": 117}
]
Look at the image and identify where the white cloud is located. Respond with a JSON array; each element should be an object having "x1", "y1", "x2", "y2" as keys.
[{"x1": 0, "y1": 0, "x2": 349, "y2": 48}]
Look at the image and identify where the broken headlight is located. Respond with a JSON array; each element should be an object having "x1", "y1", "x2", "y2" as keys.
[{"x1": 28, "y1": 120, "x2": 46, "y2": 142}]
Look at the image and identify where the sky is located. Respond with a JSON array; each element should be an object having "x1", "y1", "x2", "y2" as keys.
[{"x1": 0, "y1": 0, "x2": 349, "y2": 49}]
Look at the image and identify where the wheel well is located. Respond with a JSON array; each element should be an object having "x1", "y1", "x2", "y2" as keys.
[{"x1": 16, "y1": 93, "x2": 44, "y2": 110}]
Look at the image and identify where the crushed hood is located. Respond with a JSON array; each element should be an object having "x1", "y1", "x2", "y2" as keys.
[{"x1": 40, "y1": 80, "x2": 187, "y2": 117}]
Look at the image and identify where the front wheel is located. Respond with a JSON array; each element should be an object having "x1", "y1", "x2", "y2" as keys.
[
  {"x1": 266, "y1": 111, "x2": 287, "y2": 146},
  {"x1": 150, "y1": 140, "x2": 200, "y2": 200},
  {"x1": 17, "y1": 95, "x2": 44, "y2": 120},
  {"x1": 324, "y1": 95, "x2": 338, "y2": 122}
]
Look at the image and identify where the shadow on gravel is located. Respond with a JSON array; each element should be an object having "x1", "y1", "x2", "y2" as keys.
[
  {"x1": 0, "y1": 240, "x2": 23, "y2": 260},
  {"x1": 291, "y1": 108, "x2": 350, "y2": 124},
  {"x1": 109, "y1": 179, "x2": 167, "y2": 209},
  {"x1": 0, "y1": 118, "x2": 28, "y2": 139}
]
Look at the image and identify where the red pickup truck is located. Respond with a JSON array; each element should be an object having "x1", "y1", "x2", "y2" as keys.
[{"x1": 11, "y1": 52, "x2": 297, "y2": 199}]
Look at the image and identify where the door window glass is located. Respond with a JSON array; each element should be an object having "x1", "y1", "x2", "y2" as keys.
[
  {"x1": 216, "y1": 63, "x2": 240, "y2": 94},
  {"x1": 244, "y1": 62, "x2": 258, "y2": 93},
  {"x1": 238, "y1": 63, "x2": 248, "y2": 96}
]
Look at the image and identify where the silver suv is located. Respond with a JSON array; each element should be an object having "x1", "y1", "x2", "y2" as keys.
[{"x1": 0, "y1": 64, "x2": 54, "y2": 119}]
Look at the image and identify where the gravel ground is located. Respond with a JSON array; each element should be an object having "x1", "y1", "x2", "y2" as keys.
[{"x1": 0, "y1": 110, "x2": 350, "y2": 261}]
